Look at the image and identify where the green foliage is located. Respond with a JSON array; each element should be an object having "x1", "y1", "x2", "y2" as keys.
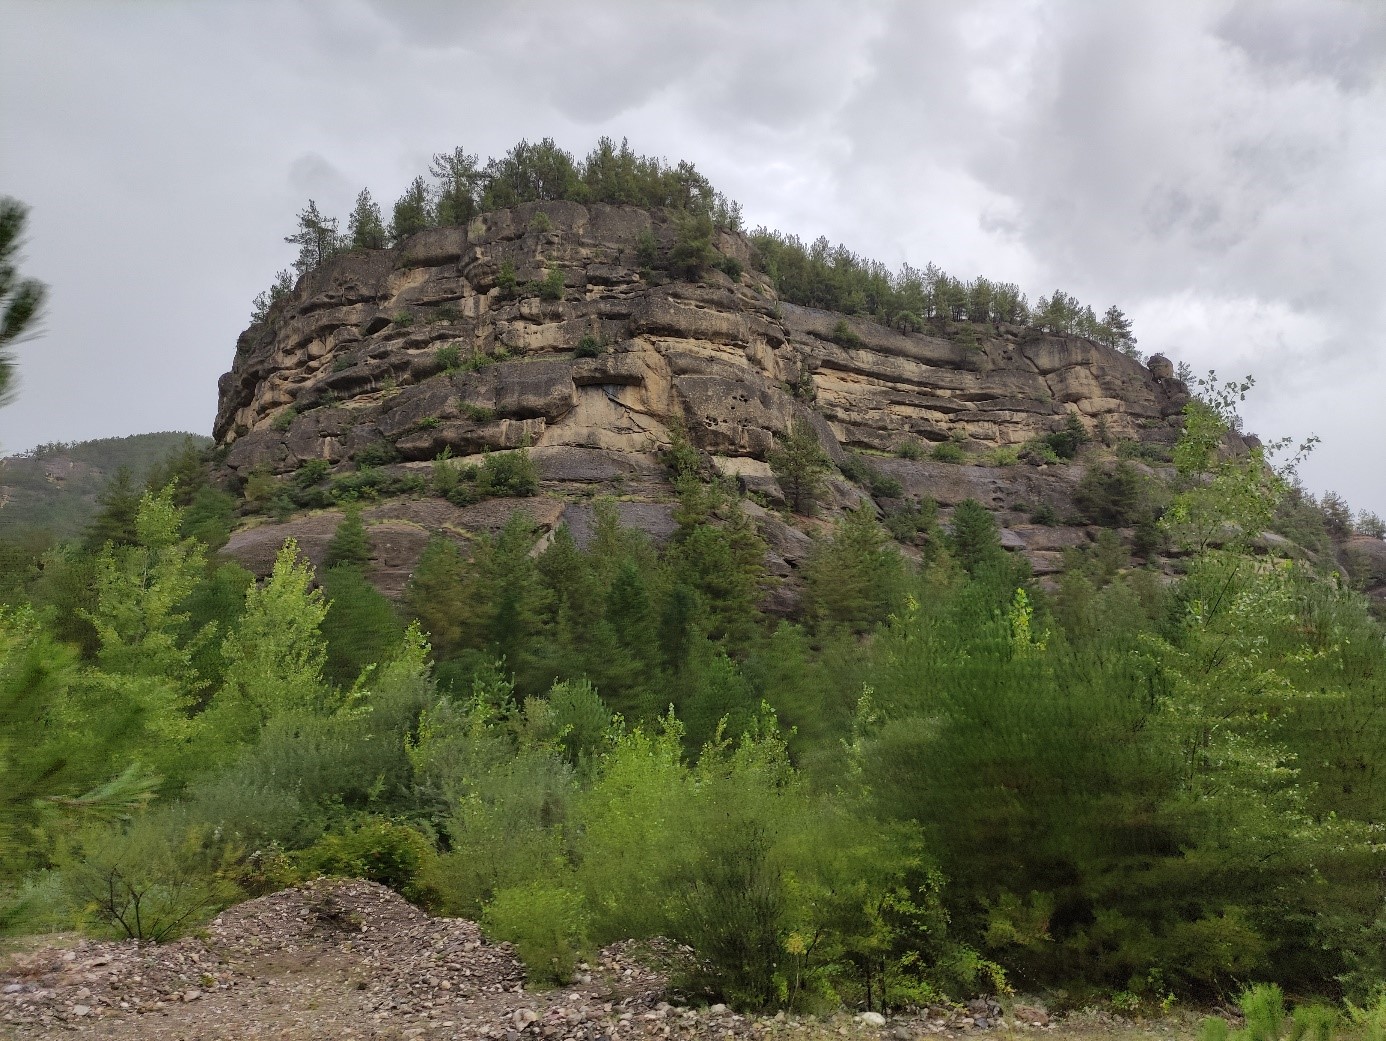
[
  {"x1": 829, "y1": 318, "x2": 864, "y2": 348},
  {"x1": 839, "y1": 455, "x2": 903, "y2": 498},
  {"x1": 295, "y1": 816, "x2": 435, "y2": 903},
  {"x1": 285, "y1": 200, "x2": 342, "y2": 276},
  {"x1": 435, "y1": 344, "x2": 462, "y2": 371},
  {"x1": 0, "y1": 197, "x2": 49, "y2": 406},
  {"x1": 389, "y1": 176, "x2": 432, "y2": 245},
  {"x1": 769, "y1": 419, "x2": 831, "y2": 515},
  {"x1": 320, "y1": 563, "x2": 403, "y2": 688},
  {"x1": 352, "y1": 440, "x2": 401, "y2": 468},
  {"x1": 1043, "y1": 411, "x2": 1090, "y2": 460},
  {"x1": 574, "y1": 333, "x2": 604, "y2": 358},
  {"x1": 483, "y1": 880, "x2": 588, "y2": 985},
  {"x1": 477, "y1": 448, "x2": 538, "y2": 497},
  {"x1": 931, "y1": 441, "x2": 966, "y2": 463},
  {"x1": 61, "y1": 810, "x2": 240, "y2": 941},
  {"x1": 806, "y1": 503, "x2": 905, "y2": 633},
  {"x1": 347, "y1": 188, "x2": 387, "y2": 250},
  {"x1": 535, "y1": 266, "x2": 565, "y2": 301},
  {"x1": 948, "y1": 500, "x2": 1005, "y2": 575},
  {"x1": 325, "y1": 505, "x2": 371, "y2": 568}
]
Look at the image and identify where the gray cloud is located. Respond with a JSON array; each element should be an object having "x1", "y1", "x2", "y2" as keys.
[{"x1": 1, "y1": 0, "x2": 1383, "y2": 513}]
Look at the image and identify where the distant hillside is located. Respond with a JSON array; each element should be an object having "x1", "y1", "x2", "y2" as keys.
[{"x1": 0, "y1": 432, "x2": 210, "y2": 540}]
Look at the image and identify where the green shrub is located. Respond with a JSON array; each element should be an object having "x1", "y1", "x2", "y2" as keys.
[
  {"x1": 413, "y1": 416, "x2": 440, "y2": 432},
  {"x1": 353, "y1": 441, "x2": 401, "y2": 468},
  {"x1": 62, "y1": 811, "x2": 240, "y2": 942},
  {"x1": 331, "y1": 356, "x2": 355, "y2": 373},
  {"x1": 393, "y1": 312, "x2": 415, "y2": 328},
  {"x1": 433, "y1": 303, "x2": 460, "y2": 323},
  {"x1": 496, "y1": 260, "x2": 518, "y2": 298},
  {"x1": 1043, "y1": 411, "x2": 1089, "y2": 460},
  {"x1": 530, "y1": 211, "x2": 553, "y2": 233},
  {"x1": 536, "y1": 267, "x2": 565, "y2": 301},
  {"x1": 989, "y1": 445, "x2": 1021, "y2": 466},
  {"x1": 436, "y1": 344, "x2": 463, "y2": 372},
  {"x1": 896, "y1": 439, "x2": 924, "y2": 460},
  {"x1": 271, "y1": 407, "x2": 297, "y2": 432},
  {"x1": 829, "y1": 318, "x2": 863, "y2": 348},
  {"x1": 477, "y1": 449, "x2": 538, "y2": 497},
  {"x1": 295, "y1": 817, "x2": 436, "y2": 905},
  {"x1": 482, "y1": 881, "x2": 588, "y2": 985},
  {"x1": 931, "y1": 441, "x2": 965, "y2": 464},
  {"x1": 575, "y1": 334, "x2": 604, "y2": 359},
  {"x1": 294, "y1": 459, "x2": 330, "y2": 489},
  {"x1": 1291, "y1": 1004, "x2": 1340, "y2": 1041},
  {"x1": 635, "y1": 230, "x2": 660, "y2": 268},
  {"x1": 717, "y1": 255, "x2": 743, "y2": 281},
  {"x1": 460, "y1": 402, "x2": 495, "y2": 422},
  {"x1": 1240, "y1": 984, "x2": 1287, "y2": 1041}
]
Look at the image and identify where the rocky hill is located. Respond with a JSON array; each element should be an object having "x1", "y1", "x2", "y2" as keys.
[
  {"x1": 213, "y1": 201, "x2": 1195, "y2": 589},
  {"x1": 0, "y1": 432, "x2": 210, "y2": 541}
]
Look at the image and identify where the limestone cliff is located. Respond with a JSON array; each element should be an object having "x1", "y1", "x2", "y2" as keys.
[{"x1": 213, "y1": 201, "x2": 1192, "y2": 586}]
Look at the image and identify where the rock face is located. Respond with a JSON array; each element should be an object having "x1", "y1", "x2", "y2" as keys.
[
  {"x1": 216, "y1": 201, "x2": 1187, "y2": 470},
  {"x1": 213, "y1": 202, "x2": 1193, "y2": 585}
]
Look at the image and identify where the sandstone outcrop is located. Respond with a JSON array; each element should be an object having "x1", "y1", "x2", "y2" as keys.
[{"x1": 214, "y1": 202, "x2": 1194, "y2": 587}]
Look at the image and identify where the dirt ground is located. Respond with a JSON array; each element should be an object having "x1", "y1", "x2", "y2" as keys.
[{"x1": 0, "y1": 879, "x2": 1207, "y2": 1041}]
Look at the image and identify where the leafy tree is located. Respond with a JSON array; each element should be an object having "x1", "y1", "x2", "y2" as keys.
[
  {"x1": 0, "y1": 197, "x2": 48, "y2": 407},
  {"x1": 284, "y1": 200, "x2": 342, "y2": 275},
  {"x1": 250, "y1": 269, "x2": 294, "y2": 323},
  {"x1": 82, "y1": 467, "x2": 143, "y2": 551},
  {"x1": 769, "y1": 419, "x2": 831, "y2": 515},
  {"x1": 390, "y1": 176, "x2": 432, "y2": 245},
  {"x1": 347, "y1": 188, "x2": 387, "y2": 249},
  {"x1": 212, "y1": 540, "x2": 329, "y2": 736}
]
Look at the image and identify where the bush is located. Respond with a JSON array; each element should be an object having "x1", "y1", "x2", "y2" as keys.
[
  {"x1": 295, "y1": 817, "x2": 436, "y2": 905},
  {"x1": 989, "y1": 446, "x2": 1020, "y2": 466},
  {"x1": 62, "y1": 812, "x2": 240, "y2": 942},
  {"x1": 896, "y1": 439, "x2": 924, "y2": 460},
  {"x1": 477, "y1": 449, "x2": 538, "y2": 497},
  {"x1": 829, "y1": 319, "x2": 863, "y2": 349},
  {"x1": 530, "y1": 211, "x2": 553, "y2": 233},
  {"x1": 496, "y1": 260, "x2": 518, "y2": 298},
  {"x1": 271, "y1": 407, "x2": 297, "y2": 432},
  {"x1": 635, "y1": 230, "x2": 660, "y2": 268},
  {"x1": 716, "y1": 255, "x2": 743, "y2": 281},
  {"x1": 536, "y1": 267, "x2": 565, "y2": 301},
  {"x1": 931, "y1": 441, "x2": 965, "y2": 464},
  {"x1": 575, "y1": 334, "x2": 603, "y2": 359},
  {"x1": 393, "y1": 312, "x2": 415, "y2": 328},
  {"x1": 482, "y1": 881, "x2": 588, "y2": 985},
  {"x1": 435, "y1": 344, "x2": 462, "y2": 372},
  {"x1": 1043, "y1": 412, "x2": 1089, "y2": 460},
  {"x1": 353, "y1": 441, "x2": 401, "y2": 468}
]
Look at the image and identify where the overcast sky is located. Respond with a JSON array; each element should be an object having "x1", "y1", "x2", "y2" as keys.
[{"x1": 2, "y1": 0, "x2": 1384, "y2": 514}]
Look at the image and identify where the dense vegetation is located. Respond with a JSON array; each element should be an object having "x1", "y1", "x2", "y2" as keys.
[
  {"x1": 251, "y1": 137, "x2": 1138, "y2": 359},
  {"x1": 3, "y1": 387, "x2": 1386, "y2": 1019},
  {"x1": 252, "y1": 136, "x2": 742, "y2": 321}
]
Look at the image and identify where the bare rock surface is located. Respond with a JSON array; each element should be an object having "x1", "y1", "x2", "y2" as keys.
[{"x1": 1, "y1": 880, "x2": 1067, "y2": 1041}]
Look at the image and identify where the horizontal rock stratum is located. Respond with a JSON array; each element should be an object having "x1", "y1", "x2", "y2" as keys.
[{"x1": 213, "y1": 201, "x2": 1194, "y2": 586}]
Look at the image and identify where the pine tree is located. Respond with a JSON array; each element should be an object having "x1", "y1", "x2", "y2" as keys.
[
  {"x1": 320, "y1": 563, "x2": 404, "y2": 687},
  {"x1": 390, "y1": 177, "x2": 432, "y2": 245},
  {"x1": 769, "y1": 419, "x2": 831, "y2": 515},
  {"x1": 347, "y1": 188, "x2": 386, "y2": 249},
  {"x1": 805, "y1": 502, "x2": 904, "y2": 633},
  {"x1": 284, "y1": 200, "x2": 341, "y2": 275},
  {"x1": 404, "y1": 536, "x2": 470, "y2": 661},
  {"x1": 948, "y1": 499, "x2": 1005, "y2": 575},
  {"x1": 430, "y1": 147, "x2": 483, "y2": 227},
  {"x1": 0, "y1": 197, "x2": 48, "y2": 407},
  {"x1": 325, "y1": 505, "x2": 371, "y2": 568},
  {"x1": 1099, "y1": 305, "x2": 1138, "y2": 358}
]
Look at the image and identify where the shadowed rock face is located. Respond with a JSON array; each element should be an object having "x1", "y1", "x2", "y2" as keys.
[{"x1": 214, "y1": 202, "x2": 1193, "y2": 590}]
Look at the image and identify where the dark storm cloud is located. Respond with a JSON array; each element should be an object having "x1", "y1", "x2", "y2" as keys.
[{"x1": 1, "y1": 0, "x2": 1383, "y2": 512}]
